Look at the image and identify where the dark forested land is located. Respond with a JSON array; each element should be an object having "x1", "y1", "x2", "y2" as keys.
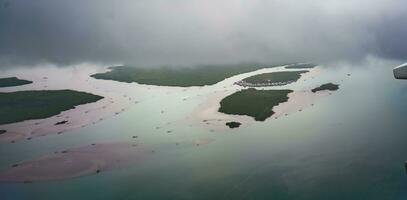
[
  {"x1": 285, "y1": 63, "x2": 317, "y2": 69},
  {"x1": 219, "y1": 88, "x2": 292, "y2": 121},
  {"x1": 0, "y1": 90, "x2": 103, "y2": 125},
  {"x1": 91, "y1": 64, "x2": 283, "y2": 87},
  {"x1": 240, "y1": 71, "x2": 308, "y2": 86},
  {"x1": 0, "y1": 77, "x2": 32, "y2": 88},
  {"x1": 311, "y1": 83, "x2": 339, "y2": 93}
]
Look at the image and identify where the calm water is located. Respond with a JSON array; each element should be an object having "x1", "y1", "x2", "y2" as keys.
[{"x1": 1, "y1": 63, "x2": 407, "y2": 200}]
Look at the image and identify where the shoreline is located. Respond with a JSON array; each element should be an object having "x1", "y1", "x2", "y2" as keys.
[
  {"x1": 187, "y1": 66, "x2": 323, "y2": 129},
  {"x1": 0, "y1": 65, "x2": 137, "y2": 144},
  {"x1": 0, "y1": 64, "x2": 322, "y2": 143}
]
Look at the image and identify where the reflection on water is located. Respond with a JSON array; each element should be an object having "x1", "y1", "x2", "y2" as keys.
[{"x1": 1, "y1": 62, "x2": 407, "y2": 200}]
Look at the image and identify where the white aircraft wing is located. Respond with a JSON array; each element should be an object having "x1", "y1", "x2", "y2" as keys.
[{"x1": 394, "y1": 63, "x2": 407, "y2": 79}]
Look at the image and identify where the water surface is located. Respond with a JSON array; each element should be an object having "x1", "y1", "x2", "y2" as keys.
[{"x1": 1, "y1": 64, "x2": 407, "y2": 200}]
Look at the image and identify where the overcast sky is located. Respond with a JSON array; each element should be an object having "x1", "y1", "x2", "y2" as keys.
[{"x1": 0, "y1": 0, "x2": 406, "y2": 67}]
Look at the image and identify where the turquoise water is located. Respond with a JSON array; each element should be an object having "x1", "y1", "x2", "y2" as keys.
[{"x1": 1, "y1": 64, "x2": 407, "y2": 199}]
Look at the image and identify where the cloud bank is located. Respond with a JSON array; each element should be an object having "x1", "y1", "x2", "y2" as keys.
[{"x1": 0, "y1": 0, "x2": 406, "y2": 67}]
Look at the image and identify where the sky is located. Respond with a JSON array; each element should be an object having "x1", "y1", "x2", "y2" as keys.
[{"x1": 0, "y1": 0, "x2": 406, "y2": 68}]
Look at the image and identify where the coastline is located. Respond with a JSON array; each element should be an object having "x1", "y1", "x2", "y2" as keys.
[
  {"x1": 187, "y1": 66, "x2": 323, "y2": 129},
  {"x1": 0, "y1": 65, "x2": 136, "y2": 143},
  {"x1": 0, "y1": 64, "x2": 323, "y2": 142}
]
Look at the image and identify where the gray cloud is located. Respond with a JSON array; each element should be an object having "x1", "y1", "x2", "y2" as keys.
[{"x1": 0, "y1": 0, "x2": 406, "y2": 67}]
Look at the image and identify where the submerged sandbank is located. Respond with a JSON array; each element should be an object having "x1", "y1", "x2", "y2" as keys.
[
  {"x1": 0, "y1": 142, "x2": 145, "y2": 182},
  {"x1": 0, "y1": 65, "x2": 140, "y2": 143}
]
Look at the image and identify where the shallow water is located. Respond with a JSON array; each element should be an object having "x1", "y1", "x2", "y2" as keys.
[{"x1": 1, "y1": 63, "x2": 407, "y2": 200}]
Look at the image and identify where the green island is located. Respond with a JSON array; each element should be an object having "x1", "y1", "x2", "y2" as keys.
[
  {"x1": 55, "y1": 120, "x2": 68, "y2": 125},
  {"x1": 225, "y1": 121, "x2": 241, "y2": 128},
  {"x1": 311, "y1": 83, "x2": 339, "y2": 93},
  {"x1": 0, "y1": 130, "x2": 6, "y2": 135},
  {"x1": 219, "y1": 88, "x2": 293, "y2": 121},
  {"x1": 236, "y1": 70, "x2": 308, "y2": 87},
  {"x1": 0, "y1": 90, "x2": 103, "y2": 125},
  {"x1": 285, "y1": 63, "x2": 316, "y2": 69},
  {"x1": 90, "y1": 63, "x2": 283, "y2": 87},
  {"x1": 0, "y1": 77, "x2": 33, "y2": 88}
]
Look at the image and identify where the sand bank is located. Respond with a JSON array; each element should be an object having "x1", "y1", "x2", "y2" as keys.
[
  {"x1": 187, "y1": 66, "x2": 332, "y2": 129},
  {"x1": 0, "y1": 65, "x2": 143, "y2": 143},
  {"x1": 0, "y1": 142, "x2": 145, "y2": 182}
]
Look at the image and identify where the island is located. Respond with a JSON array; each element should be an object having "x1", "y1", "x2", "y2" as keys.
[
  {"x1": 225, "y1": 121, "x2": 241, "y2": 128},
  {"x1": 0, "y1": 77, "x2": 32, "y2": 88},
  {"x1": 0, "y1": 90, "x2": 103, "y2": 125},
  {"x1": 311, "y1": 83, "x2": 339, "y2": 93},
  {"x1": 219, "y1": 88, "x2": 293, "y2": 121},
  {"x1": 55, "y1": 120, "x2": 68, "y2": 125},
  {"x1": 90, "y1": 63, "x2": 284, "y2": 87},
  {"x1": 285, "y1": 63, "x2": 316, "y2": 69},
  {"x1": 235, "y1": 71, "x2": 308, "y2": 87}
]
